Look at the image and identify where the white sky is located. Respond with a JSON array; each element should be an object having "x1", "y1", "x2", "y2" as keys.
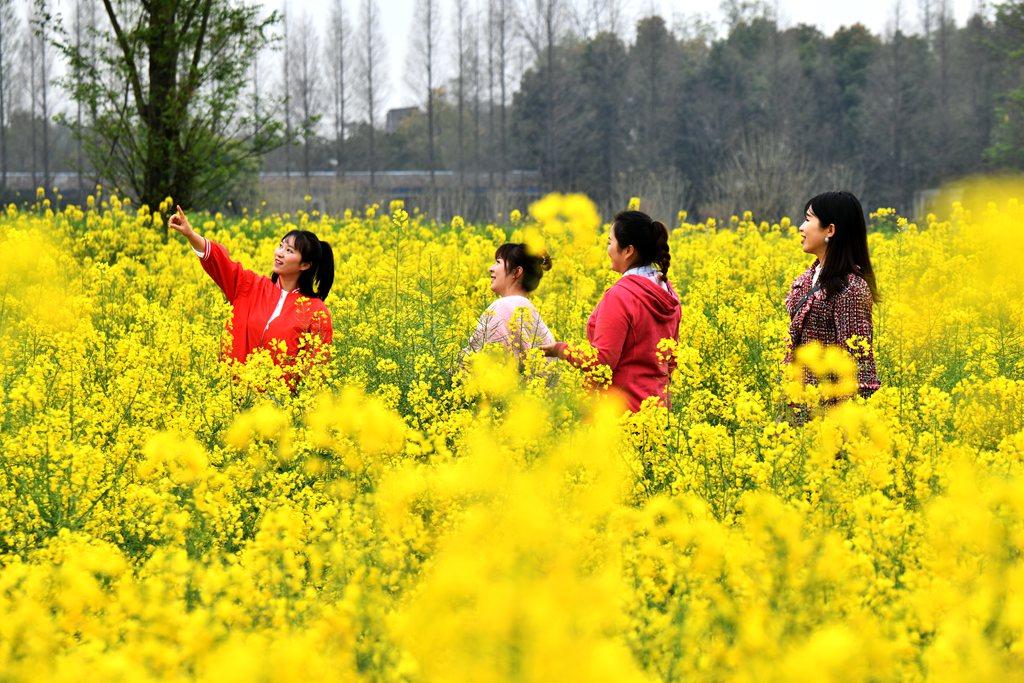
[{"x1": 277, "y1": 0, "x2": 985, "y2": 111}]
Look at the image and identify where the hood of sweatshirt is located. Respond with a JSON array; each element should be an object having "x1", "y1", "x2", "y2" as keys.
[{"x1": 617, "y1": 275, "x2": 680, "y2": 323}]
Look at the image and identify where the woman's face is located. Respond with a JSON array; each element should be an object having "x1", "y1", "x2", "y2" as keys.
[
  {"x1": 607, "y1": 226, "x2": 635, "y2": 274},
  {"x1": 273, "y1": 236, "x2": 310, "y2": 280},
  {"x1": 799, "y1": 206, "x2": 834, "y2": 259},
  {"x1": 489, "y1": 257, "x2": 520, "y2": 295}
]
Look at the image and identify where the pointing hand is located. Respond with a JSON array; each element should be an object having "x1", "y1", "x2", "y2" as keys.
[{"x1": 169, "y1": 205, "x2": 193, "y2": 235}]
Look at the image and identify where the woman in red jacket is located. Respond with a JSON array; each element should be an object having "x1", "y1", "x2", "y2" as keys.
[
  {"x1": 542, "y1": 210, "x2": 681, "y2": 411},
  {"x1": 785, "y1": 190, "x2": 879, "y2": 410},
  {"x1": 169, "y1": 206, "x2": 334, "y2": 379}
]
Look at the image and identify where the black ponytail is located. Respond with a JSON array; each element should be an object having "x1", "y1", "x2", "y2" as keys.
[
  {"x1": 315, "y1": 241, "x2": 335, "y2": 301},
  {"x1": 652, "y1": 220, "x2": 671, "y2": 281},
  {"x1": 613, "y1": 210, "x2": 672, "y2": 281},
  {"x1": 271, "y1": 229, "x2": 336, "y2": 301}
]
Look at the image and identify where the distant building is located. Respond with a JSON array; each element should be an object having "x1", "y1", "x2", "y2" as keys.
[{"x1": 386, "y1": 107, "x2": 420, "y2": 134}]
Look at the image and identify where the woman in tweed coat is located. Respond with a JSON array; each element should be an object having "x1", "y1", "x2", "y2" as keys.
[{"x1": 785, "y1": 191, "x2": 880, "y2": 405}]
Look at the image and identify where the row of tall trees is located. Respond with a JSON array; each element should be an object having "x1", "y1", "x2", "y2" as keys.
[
  {"x1": 263, "y1": 0, "x2": 522, "y2": 192},
  {"x1": 1, "y1": 0, "x2": 1024, "y2": 218},
  {"x1": 0, "y1": 0, "x2": 65, "y2": 196},
  {"x1": 263, "y1": 0, "x2": 1024, "y2": 217}
]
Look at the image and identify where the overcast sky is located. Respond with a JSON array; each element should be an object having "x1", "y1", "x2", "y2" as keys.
[{"x1": 277, "y1": 0, "x2": 986, "y2": 111}]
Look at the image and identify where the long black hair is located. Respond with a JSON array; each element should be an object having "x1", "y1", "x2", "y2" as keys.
[
  {"x1": 805, "y1": 191, "x2": 878, "y2": 302},
  {"x1": 613, "y1": 210, "x2": 671, "y2": 281},
  {"x1": 495, "y1": 243, "x2": 552, "y2": 293},
  {"x1": 271, "y1": 229, "x2": 335, "y2": 301}
]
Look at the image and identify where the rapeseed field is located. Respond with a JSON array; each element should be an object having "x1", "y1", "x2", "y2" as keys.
[{"x1": 1, "y1": 185, "x2": 1022, "y2": 681}]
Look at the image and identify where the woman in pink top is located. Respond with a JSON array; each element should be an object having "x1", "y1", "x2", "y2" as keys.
[
  {"x1": 464, "y1": 243, "x2": 555, "y2": 361},
  {"x1": 542, "y1": 211, "x2": 681, "y2": 412}
]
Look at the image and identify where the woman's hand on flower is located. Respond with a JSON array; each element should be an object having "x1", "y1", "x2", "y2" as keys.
[{"x1": 539, "y1": 342, "x2": 566, "y2": 359}]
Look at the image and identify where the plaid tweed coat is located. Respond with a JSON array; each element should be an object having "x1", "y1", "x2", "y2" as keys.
[{"x1": 784, "y1": 261, "x2": 880, "y2": 399}]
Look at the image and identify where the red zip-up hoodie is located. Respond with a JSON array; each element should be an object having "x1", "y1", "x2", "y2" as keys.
[
  {"x1": 198, "y1": 239, "x2": 333, "y2": 369},
  {"x1": 558, "y1": 275, "x2": 681, "y2": 411}
]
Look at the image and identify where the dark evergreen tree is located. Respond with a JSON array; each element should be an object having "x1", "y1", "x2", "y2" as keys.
[{"x1": 988, "y1": 1, "x2": 1024, "y2": 169}]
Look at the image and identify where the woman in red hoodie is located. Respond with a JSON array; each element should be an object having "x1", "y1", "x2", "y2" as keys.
[
  {"x1": 169, "y1": 206, "x2": 334, "y2": 380},
  {"x1": 542, "y1": 210, "x2": 681, "y2": 411}
]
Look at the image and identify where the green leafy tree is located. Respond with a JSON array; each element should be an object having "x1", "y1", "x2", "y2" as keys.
[{"x1": 53, "y1": 0, "x2": 283, "y2": 211}]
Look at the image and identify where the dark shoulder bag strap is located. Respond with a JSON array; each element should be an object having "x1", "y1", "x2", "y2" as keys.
[
  {"x1": 789, "y1": 282, "x2": 823, "y2": 347},
  {"x1": 790, "y1": 283, "x2": 822, "y2": 321}
]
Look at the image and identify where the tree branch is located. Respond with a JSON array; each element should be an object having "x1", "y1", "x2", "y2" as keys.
[{"x1": 100, "y1": 0, "x2": 147, "y2": 118}]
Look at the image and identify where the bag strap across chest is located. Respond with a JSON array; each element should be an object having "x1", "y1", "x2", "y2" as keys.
[{"x1": 790, "y1": 283, "x2": 822, "y2": 320}]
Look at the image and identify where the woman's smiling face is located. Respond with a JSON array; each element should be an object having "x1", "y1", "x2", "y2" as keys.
[
  {"x1": 273, "y1": 235, "x2": 310, "y2": 281},
  {"x1": 607, "y1": 225, "x2": 637, "y2": 273},
  {"x1": 799, "y1": 206, "x2": 834, "y2": 259},
  {"x1": 489, "y1": 257, "x2": 521, "y2": 295}
]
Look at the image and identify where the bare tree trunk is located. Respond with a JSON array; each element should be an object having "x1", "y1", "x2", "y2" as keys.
[
  {"x1": 283, "y1": 2, "x2": 292, "y2": 178},
  {"x1": 498, "y1": 0, "x2": 507, "y2": 186},
  {"x1": 542, "y1": 1, "x2": 558, "y2": 186},
  {"x1": 471, "y1": 9, "x2": 482, "y2": 185},
  {"x1": 252, "y1": 44, "x2": 261, "y2": 141},
  {"x1": 40, "y1": 8, "x2": 49, "y2": 194},
  {"x1": 486, "y1": 0, "x2": 496, "y2": 189},
  {"x1": 357, "y1": 0, "x2": 386, "y2": 189},
  {"x1": 74, "y1": 0, "x2": 83, "y2": 195},
  {"x1": 302, "y1": 40, "x2": 310, "y2": 183},
  {"x1": 407, "y1": 0, "x2": 440, "y2": 196},
  {"x1": 362, "y1": 0, "x2": 378, "y2": 187},
  {"x1": 142, "y1": 0, "x2": 176, "y2": 206},
  {"x1": 292, "y1": 11, "x2": 320, "y2": 184},
  {"x1": 27, "y1": 21, "x2": 36, "y2": 188},
  {"x1": 329, "y1": 0, "x2": 349, "y2": 178},
  {"x1": 934, "y1": 0, "x2": 952, "y2": 172},
  {"x1": 423, "y1": 0, "x2": 438, "y2": 187},
  {"x1": 0, "y1": 0, "x2": 15, "y2": 192},
  {"x1": 85, "y1": 0, "x2": 99, "y2": 191},
  {"x1": 455, "y1": 0, "x2": 466, "y2": 193},
  {"x1": 0, "y1": 36, "x2": 5, "y2": 192}
]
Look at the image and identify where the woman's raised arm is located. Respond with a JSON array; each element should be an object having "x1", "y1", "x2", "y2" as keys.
[
  {"x1": 168, "y1": 205, "x2": 207, "y2": 254},
  {"x1": 169, "y1": 205, "x2": 253, "y2": 303}
]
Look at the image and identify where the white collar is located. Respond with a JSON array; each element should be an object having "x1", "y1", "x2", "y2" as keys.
[
  {"x1": 623, "y1": 263, "x2": 669, "y2": 291},
  {"x1": 623, "y1": 264, "x2": 659, "y2": 277}
]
